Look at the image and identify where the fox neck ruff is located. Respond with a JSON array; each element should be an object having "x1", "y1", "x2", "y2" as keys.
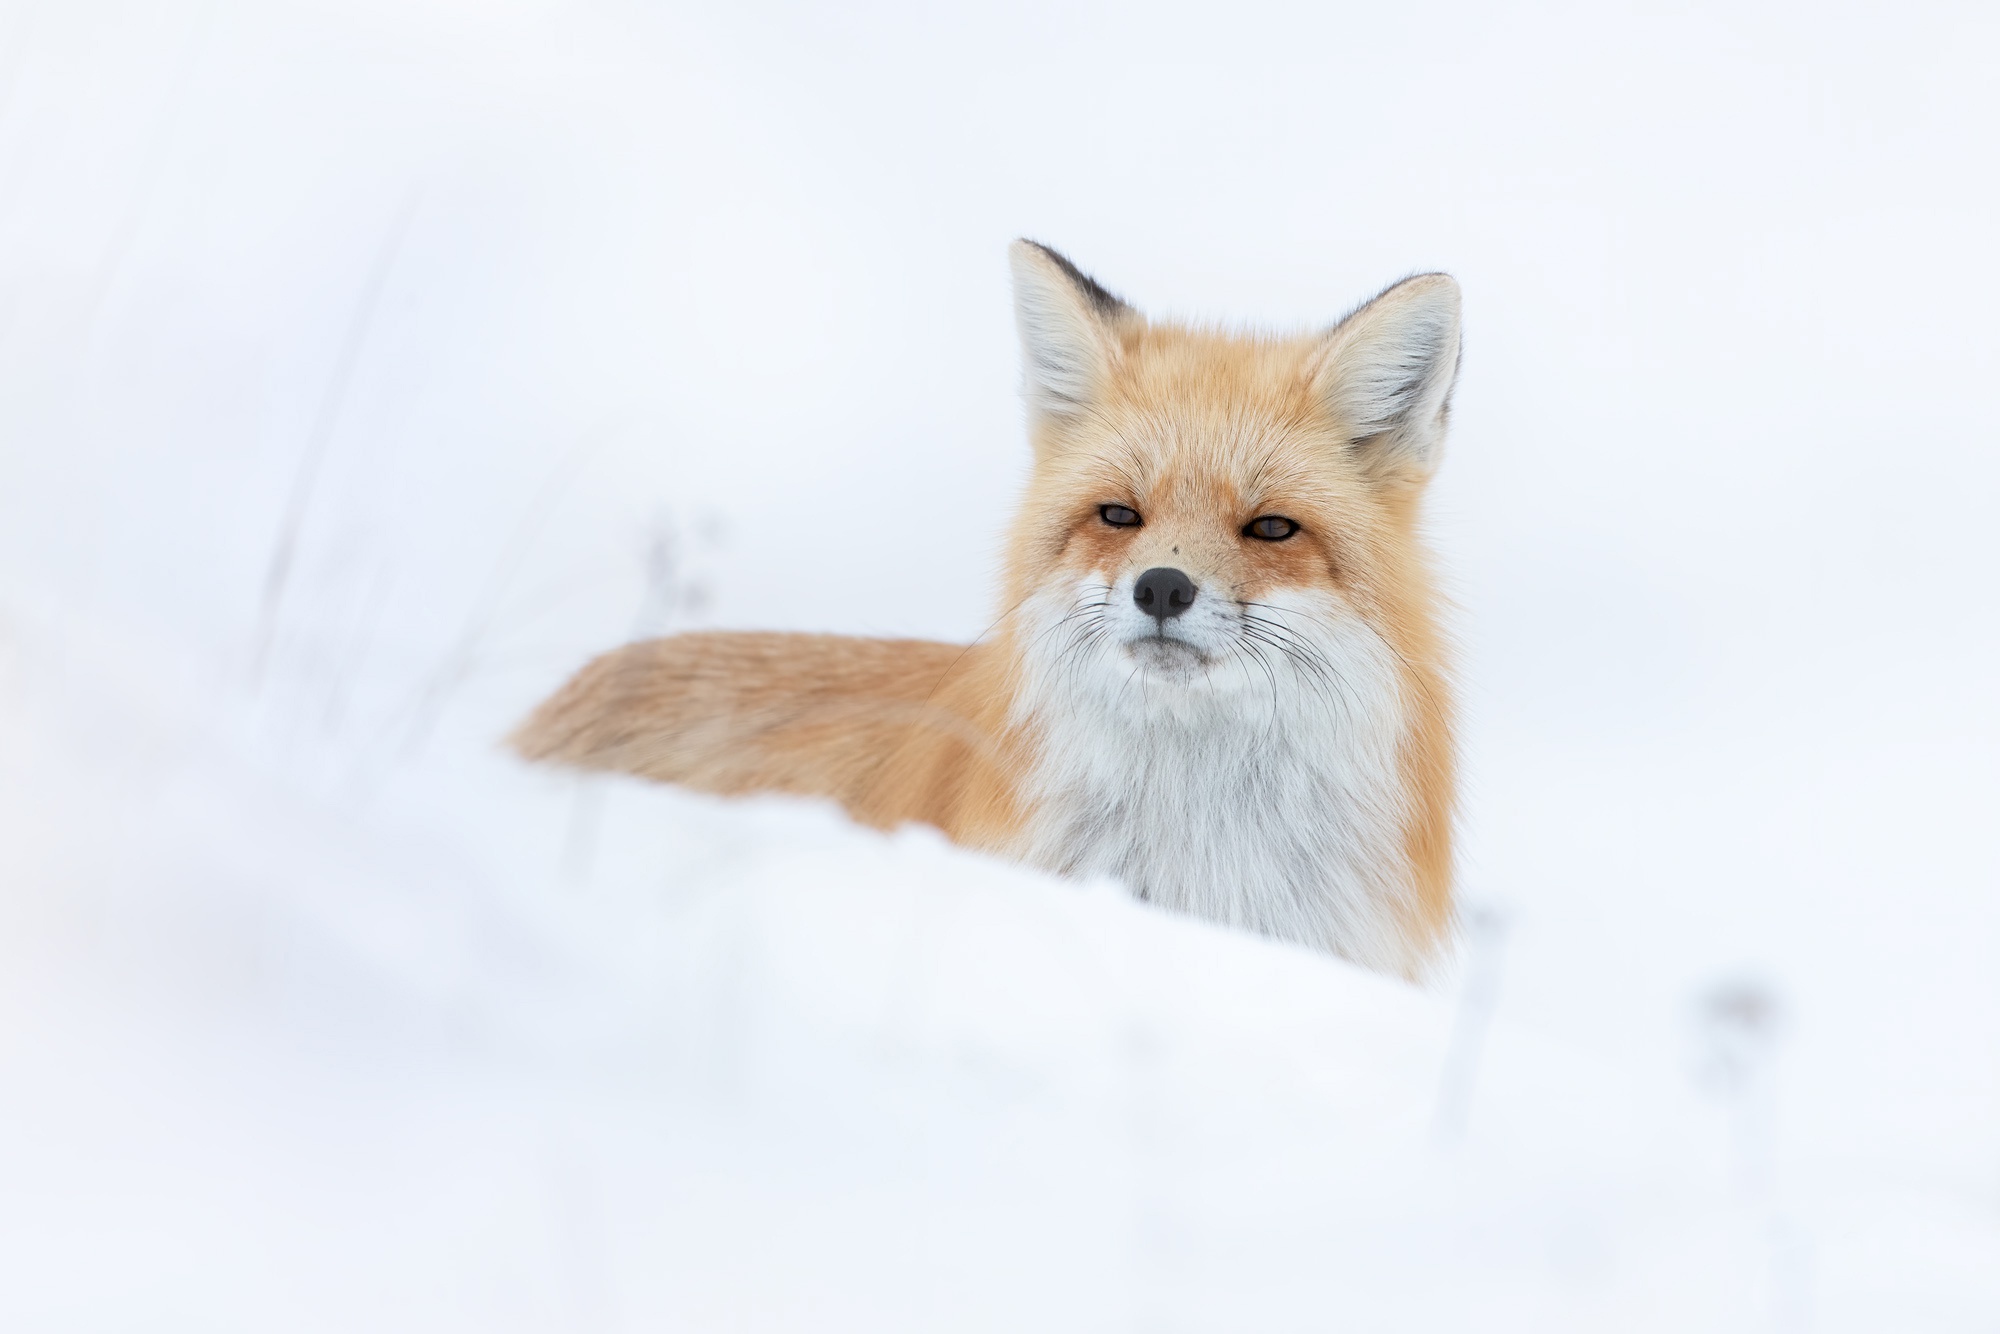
[{"x1": 1006, "y1": 578, "x2": 1416, "y2": 972}]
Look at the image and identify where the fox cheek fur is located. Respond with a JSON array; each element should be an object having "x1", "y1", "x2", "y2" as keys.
[{"x1": 512, "y1": 240, "x2": 1461, "y2": 977}]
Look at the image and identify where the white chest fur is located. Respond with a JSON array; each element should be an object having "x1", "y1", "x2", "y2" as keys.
[{"x1": 1011, "y1": 584, "x2": 1413, "y2": 970}]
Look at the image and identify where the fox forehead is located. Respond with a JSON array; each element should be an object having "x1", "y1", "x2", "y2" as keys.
[
  {"x1": 1040, "y1": 325, "x2": 1378, "y2": 506},
  {"x1": 1062, "y1": 416, "x2": 1354, "y2": 515}
]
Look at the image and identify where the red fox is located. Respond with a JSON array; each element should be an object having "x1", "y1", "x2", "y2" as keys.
[{"x1": 515, "y1": 242, "x2": 1461, "y2": 975}]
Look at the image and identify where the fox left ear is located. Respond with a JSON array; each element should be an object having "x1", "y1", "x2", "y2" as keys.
[
  {"x1": 1009, "y1": 240, "x2": 1135, "y2": 422},
  {"x1": 1310, "y1": 274, "x2": 1463, "y2": 485}
]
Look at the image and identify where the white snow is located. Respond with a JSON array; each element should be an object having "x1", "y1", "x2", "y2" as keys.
[{"x1": 1, "y1": 1, "x2": 1996, "y2": 1328}]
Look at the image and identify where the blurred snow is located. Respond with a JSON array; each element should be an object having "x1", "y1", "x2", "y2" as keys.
[{"x1": 0, "y1": 0, "x2": 1996, "y2": 1327}]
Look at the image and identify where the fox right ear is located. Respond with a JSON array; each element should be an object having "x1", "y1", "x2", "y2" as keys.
[
  {"x1": 1310, "y1": 273, "x2": 1463, "y2": 486},
  {"x1": 1009, "y1": 240, "x2": 1133, "y2": 420}
]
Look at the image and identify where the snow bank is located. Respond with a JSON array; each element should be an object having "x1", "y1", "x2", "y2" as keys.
[{"x1": 0, "y1": 604, "x2": 1825, "y2": 1332}]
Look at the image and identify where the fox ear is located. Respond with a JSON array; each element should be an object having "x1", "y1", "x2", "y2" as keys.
[
  {"x1": 1310, "y1": 273, "x2": 1462, "y2": 484},
  {"x1": 1009, "y1": 240, "x2": 1133, "y2": 420}
]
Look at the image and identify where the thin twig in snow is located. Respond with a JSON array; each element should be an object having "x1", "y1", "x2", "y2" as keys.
[{"x1": 249, "y1": 189, "x2": 421, "y2": 690}]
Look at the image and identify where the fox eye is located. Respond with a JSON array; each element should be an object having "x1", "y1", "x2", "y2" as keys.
[
  {"x1": 1099, "y1": 504, "x2": 1142, "y2": 528},
  {"x1": 1244, "y1": 515, "x2": 1300, "y2": 541}
]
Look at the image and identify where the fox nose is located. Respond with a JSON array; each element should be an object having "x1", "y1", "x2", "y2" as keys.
[{"x1": 1133, "y1": 567, "x2": 1197, "y2": 622}]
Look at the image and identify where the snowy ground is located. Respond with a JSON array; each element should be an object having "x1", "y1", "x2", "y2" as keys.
[{"x1": 1, "y1": 1, "x2": 1997, "y2": 1329}]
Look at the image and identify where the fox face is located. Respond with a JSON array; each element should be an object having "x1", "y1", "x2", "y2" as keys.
[
  {"x1": 999, "y1": 243, "x2": 1460, "y2": 971},
  {"x1": 1017, "y1": 415, "x2": 1391, "y2": 701}
]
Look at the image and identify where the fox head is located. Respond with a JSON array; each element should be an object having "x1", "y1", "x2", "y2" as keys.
[{"x1": 999, "y1": 241, "x2": 1459, "y2": 967}]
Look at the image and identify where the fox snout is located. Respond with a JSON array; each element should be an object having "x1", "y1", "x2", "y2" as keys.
[
  {"x1": 1092, "y1": 563, "x2": 1243, "y2": 677},
  {"x1": 1132, "y1": 566, "x2": 1197, "y2": 622}
]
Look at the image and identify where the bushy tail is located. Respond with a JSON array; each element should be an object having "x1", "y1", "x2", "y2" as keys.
[{"x1": 510, "y1": 631, "x2": 1008, "y2": 831}]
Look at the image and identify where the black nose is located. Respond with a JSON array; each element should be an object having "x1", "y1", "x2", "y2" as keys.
[{"x1": 1133, "y1": 566, "x2": 1197, "y2": 622}]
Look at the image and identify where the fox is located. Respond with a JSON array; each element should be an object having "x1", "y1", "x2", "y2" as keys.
[{"x1": 514, "y1": 241, "x2": 1462, "y2": 976}]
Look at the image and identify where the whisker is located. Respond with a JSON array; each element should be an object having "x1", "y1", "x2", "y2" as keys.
[
  {"x1": 1226, "y1": 636, "x2": 1285, "y2": 740},
  {"x1": 1237, "y1": 610, "x2": 1358, "y2": 718},
  {"x1": 1243, "y1": 598, "x2": 1425, "y2": 683}
]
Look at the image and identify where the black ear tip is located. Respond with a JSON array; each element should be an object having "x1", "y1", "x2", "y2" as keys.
[{"x1": 1015, "y1": 240, "x2": 1131, "y2": 319}]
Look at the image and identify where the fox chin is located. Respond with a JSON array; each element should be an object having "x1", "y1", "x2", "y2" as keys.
[{"x1": 513, "y1": 241, "x2": 1461, "y2": 978}]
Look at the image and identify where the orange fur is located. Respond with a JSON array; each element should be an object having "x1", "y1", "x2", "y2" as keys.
[
  {"x1": 515, "y1": 631, "x2": 1025, "y2": 849},
  {"x1": 514, "y1": 243, "x2": 1460, "y2": 973}
]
